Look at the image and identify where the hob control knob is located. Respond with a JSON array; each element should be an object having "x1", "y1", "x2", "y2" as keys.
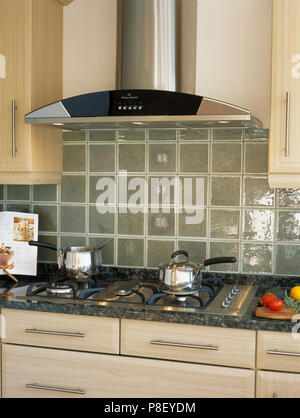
[
  {"x1": 222, "y1": 297, "x2": 231, "y2": 308},
  {"x1": 232, "y1": 285, "x2": 240, "y2": 294}
]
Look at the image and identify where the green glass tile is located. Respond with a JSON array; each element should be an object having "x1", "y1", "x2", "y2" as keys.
[
  {"x1": 89, "y1": 206, "x2": 114, "y2": 234},
  {"x1": 61, "y1": 175, "x2": 86, "y2": 203},
  {"x1": 61, "y1": 235, "x2": 87, "y2": 249},
  {"x1": 118, "y1": 130, "x2": 146, "y2": 141},
  {"x1": 211, "y1": 177, "x2": 241, "y2": 206},
  {"x1": 7, "y1": 185, "x2": 30, "y2": 201},
  {"x1": 178, "y1": 209, "x2": 207, "y2": 238},
  {"x1": 178, "y1": 176, "x2": 207, "y2": 207},
  {"x1": 209, "y1": 242, "x2": 239, "y2": 272},
  {"x1": 242, "y1": 243, "x2": 273, "y2": 274},
  {"x1": 60, "y1": 206, "x2": 86, "y2": 233},
  {"x1": 118, "y1": 211, "x2": 144, "y2": 236},
  {"x1": 149, "y1": 130, "x2": 177, "y2": 140},
  {"x1": 147, "y1": 239, "x2": 174, "y2": 268},
  {"x1": 211, "y1": 143, "x2": 242, "y2": 173},
  {"x1": 177, "y1": 241, "x2": 207, "y2": 264},
  {"x1": 63, "y1": 131, "x2": 86, "y2": 142},
  {"x1": 210, "y1": 209, "x2": 240, "y2": 239},
  {"x1": 244, "y1": 128, "x2": 269, "y2": 141},
  {"x1": 37, "y1": 235, "x2": 58, "y2": 262},
  {"x1": 89, "y1": 144, "x2": 115, "y2": 173},
  {"x1": 148, "y1": 210, "x2": 175, "y2": 237},
  {"x1": 119, "y1": 175, "x2": 146, "y2": 206},
  {"x1": 63, "y1": 144, "x2": 86, "y2": 172},
  {"x1": 212, "y1": 129, "x2": 243, "y2": 141},
  {"x1": 244, "y1": 177, "x2": 274, "y2": 207},
  {"x1": 243, "y1": 209, "x2": 274, "y2": 241},
  {"x1": 6, "y1": 203, "x2": 31, "y2": 213},
  {"x1": 33, "y1": 185, "x2": 57, "y2": 202},
  {"x1": 148, "y1": 176, "x2": 176, "y2": 206},
  {"x1": 179, "y1": 129, "x2": 209, "y2": 141},
  {"x1": 149, "y1": 143, "x2": 176, "y2": 173},
  {"x1": 179, "y1": 143, "x2": 208, "y2": 173},
  {"x1": 119, "y1": 143, "x2": 145, "y2": 172},
  {"x1": 89, "y1": 131, "x2": 116, "y2": 141},
  {"x1": 88, "y1": 236, "x2": 114, "y2": 265},
  {"x1": 277, "y1": 210, "x2": 300, "y2": 241},
  {"x1": 0, "y1": 185, "x2": 4, "y2": 200},
  {"x1": 244, "y1": 143, "x2": 268, "y2": 174},
  {"x1": 276, "y1": 245, "x2": 300, "y2": 275},
  {"x1": 277, "y1": 189, "x2": 300, "y2": 208},
  {"x1": 33, "y1": 205, "x2": 58, "y2": 232},
  {"x1": 89, "y1": 176, "x2": 116, "y2": 204},
  {"x1": 117, "y1": 238, "x2": 144, "y2": 267}
]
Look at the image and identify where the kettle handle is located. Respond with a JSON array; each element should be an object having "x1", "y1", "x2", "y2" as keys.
[{"x1": 171, "y1": 250, "x2": 189, "y2": 260}]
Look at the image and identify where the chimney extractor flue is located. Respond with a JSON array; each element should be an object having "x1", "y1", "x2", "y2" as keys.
[{"x1": 117, "y1": 0, "x2": 177, "y2": 91}]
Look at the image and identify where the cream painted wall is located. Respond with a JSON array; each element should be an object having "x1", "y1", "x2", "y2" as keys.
[
  {"x1": 63, "y1": 0, "x2": 117, "y2": 98},
  {"x1": 195, "y1": 0, "x2": 272, "y2": 127}
]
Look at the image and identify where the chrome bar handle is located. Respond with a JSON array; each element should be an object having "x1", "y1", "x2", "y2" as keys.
[
  {"x1": 25, "y1": 328, "x2": 85, "y2": 338},
  {"x1": 267, "y1": 349, "x2": 300, "y2": 357},
  {"x1": 150, "y1": 340, "x2": 219, "y2": 350},
  {"x1": 25, "y1": 383, "x2": 86, "y2": 395},
  {"x1": 285, "y1": 91, "x2": 290, "y2": 157},
  {"x1": 12, "y1": 100, "x2": 17, "y2": 157}
]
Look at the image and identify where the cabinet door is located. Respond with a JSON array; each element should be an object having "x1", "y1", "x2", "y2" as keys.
[
  {"x1": 257, "y1": 371, "x2": 300, "y2": 398},
  {"x1": 0, "y1": 0, "x2": 31, "y2": 172},
  {"x1": 269, "y1": 0, "x2": 300, "y2": 187},
  {"x1": 121, "y1": 319, "x2": 256, "y2": 369},
  {"x1": 2, "y1": 344, "x2": 255, "y2": 398}
]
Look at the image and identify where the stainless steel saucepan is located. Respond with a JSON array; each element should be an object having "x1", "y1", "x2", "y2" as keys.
[
  {"x1": 159, "y1": 250, "x2": 236, "y2": 292},
  {"x1": 29, "y1": 239, "x2": 111, "y2": 279}
]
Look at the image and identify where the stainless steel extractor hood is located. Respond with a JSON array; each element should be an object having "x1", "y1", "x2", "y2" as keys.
[{"x1": 24, "y1": 0, "x2": 263, "y2": 131}]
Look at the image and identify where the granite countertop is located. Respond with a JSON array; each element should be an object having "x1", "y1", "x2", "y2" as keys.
[{"x1": 0, "y1": 271, "x2": 299, "y2": 333}]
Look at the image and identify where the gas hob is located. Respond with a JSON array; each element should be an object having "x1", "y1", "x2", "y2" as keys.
[{"x1": 3, "y1": 272, "x2": 257, "y2": 317}]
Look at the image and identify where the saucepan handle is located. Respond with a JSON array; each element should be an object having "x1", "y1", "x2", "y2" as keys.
[
  {"x1": 171, "y1": 250, "x2": 189, "y2": 260},
  {"x1": 28, "y1": 241, "x2": 58, "y2": 252},
  {"x1": 203, "y1": 257, "x2": 236, "y2": 267}
]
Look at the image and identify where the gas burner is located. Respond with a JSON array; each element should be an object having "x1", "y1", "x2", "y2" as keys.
[{"x1": 46, "y1": 283, "x2": 75, "y2": 296}]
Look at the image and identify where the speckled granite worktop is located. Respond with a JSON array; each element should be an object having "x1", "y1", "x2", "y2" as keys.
[{"x1": 0, "y1": 268, "x2": 299, "y2": 333}]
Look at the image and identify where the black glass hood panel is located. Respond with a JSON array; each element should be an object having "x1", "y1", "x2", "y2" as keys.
[{"x1": 60, "y1": 90, "x2": 202, "y2": 117}]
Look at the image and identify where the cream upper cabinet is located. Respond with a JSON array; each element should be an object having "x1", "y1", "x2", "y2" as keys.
[
  {"x1": 269, "y1": 0, "x2": 300, "y2": 188},
  {"x1": 0, "y1": 0, "x2": 69, "y2": 184}
]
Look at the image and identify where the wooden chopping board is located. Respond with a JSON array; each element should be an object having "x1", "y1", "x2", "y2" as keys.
[{"x1": 254, "y1": 306, "x2": 297, "y2": 320}]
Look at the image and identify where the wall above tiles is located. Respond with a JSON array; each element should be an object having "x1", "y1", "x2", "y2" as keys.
[{"x1": 2, "y1": 127, "x2": 300, "y2": 276}]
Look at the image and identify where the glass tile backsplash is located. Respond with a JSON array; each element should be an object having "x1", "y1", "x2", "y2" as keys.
[{"x1": 3, "y1": 128, "x2": 300, "y2": 275}]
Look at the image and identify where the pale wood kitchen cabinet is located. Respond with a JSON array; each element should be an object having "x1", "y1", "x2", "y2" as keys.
[
  {"x1": 1, "y1": 309, "x2": 120, "y2": 354},
  {"x1": 257, "y1": 330, "x2": 300, "y2": 398},
  {"x1": 269, "y1": 0, "x2": 300, "y2": 188},
  {"x1": 2, "y1": 343, "x2": 255, "y2": 398},
  {"x1": 0, "y1": 311, "x2": 255, "y2": 398},
  {"x1": 121, "y1": 319, "x2": 256, "y2": 369},
  {"x1": 0, "y1": 0, "x2": 71, "y2": 184},
  {"x1": 257, "y1": 371, "x2": 300, "y2": 398}
]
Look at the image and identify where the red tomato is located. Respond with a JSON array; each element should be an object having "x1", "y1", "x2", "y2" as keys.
[
  {"x1": 262, "y1": 293, "x2": 277, "y2": 307},
  {"x1": 268, "y1": 298, "x2": 284, "y2": 311}
]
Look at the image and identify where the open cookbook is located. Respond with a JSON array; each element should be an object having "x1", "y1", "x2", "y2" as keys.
[{"x1": 0, "y1": 211, "x2": 39, "y2": 276}]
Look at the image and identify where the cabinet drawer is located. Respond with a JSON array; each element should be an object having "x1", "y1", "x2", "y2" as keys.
[
  {"x1": 257, "y1": 330, "x2": 300, "y2": 373},
  {"x1": 121, "y1": 319, "x2": 256, "y2": 369},
  {"x1": 257, "y1": 370, "x2": 300, "y2": 398},
  {"x1": 1, "y1": 309, "x2": 119, "y2": 354},
  {"x1": 2, "y1": 344, "x2": 255, "y2": 398}
]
